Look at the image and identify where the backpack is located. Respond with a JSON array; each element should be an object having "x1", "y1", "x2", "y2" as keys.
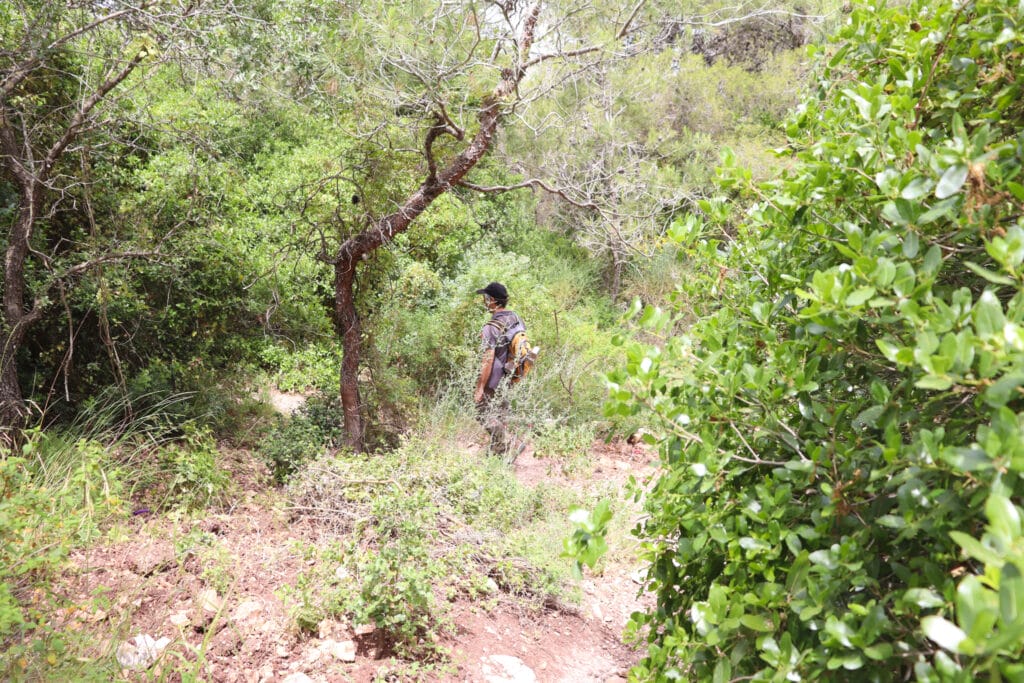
[
  {"x1": 488, "y1": 316, "x2": 539, "y2": 384},
  {"x1": 504, "y1": 328, "x2": 539, "y2": 384}
]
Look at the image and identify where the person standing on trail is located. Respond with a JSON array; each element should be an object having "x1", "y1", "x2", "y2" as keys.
[{"x1": 474, "y1": 282, "x2": 527, "y2": 462}]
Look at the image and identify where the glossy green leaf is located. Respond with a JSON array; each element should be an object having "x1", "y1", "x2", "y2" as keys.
[
  {"x1": 935, "y1": 165, "x2": 969, "y2": 199},
  {"x1": 921, "y1": 616, "x2": 967, "y2": 653},
  {"x1": 999, "y1": 563, "x2": 1024, "y2": 627},
  {"x1": 973, "y1": 291, "x2": 1006, "y2": 338},
  {"x1": 904, "y1": 588, "x2": 944, "y2": 608},
  {"x1": 986, "y1": 494, "x2": 1022, "y2": 540}
]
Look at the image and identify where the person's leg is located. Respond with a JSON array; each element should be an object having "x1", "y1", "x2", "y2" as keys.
[{"x1": 477, "y1": 389, "x2": 509, "y2": 456}]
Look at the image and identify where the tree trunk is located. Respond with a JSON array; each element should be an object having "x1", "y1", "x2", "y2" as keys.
[
  {"x1": 334, "y1": 257, "x2": 363, "y2": 450},
  {"x1": 0, "y1": 197, "x2": 38, "y2": 437},
  {"x1": 609, "y1": 254, "x2": 624, "y2": 304},
  {"x1": 0, "y1": 352, "x2": 26, "y2": 445}
]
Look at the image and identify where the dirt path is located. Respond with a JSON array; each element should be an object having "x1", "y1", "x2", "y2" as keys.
[
  {"x1": 443, "y1": 440, "x2": 658, "y2": 682},
  {"x1": 57, "y1": 440, "x2": 657, "y2": 682}
]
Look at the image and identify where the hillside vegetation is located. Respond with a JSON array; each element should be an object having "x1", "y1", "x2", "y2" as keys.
[{"x1": 4, "y1": 0, "x2": 1023, "y2": 681}]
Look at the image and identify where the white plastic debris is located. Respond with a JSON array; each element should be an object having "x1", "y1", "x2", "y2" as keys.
[{"x1": 115, "y1": 634, "x2": 171, "y2": 670}]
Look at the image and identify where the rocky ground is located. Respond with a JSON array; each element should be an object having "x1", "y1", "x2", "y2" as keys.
[{"x1": 54, "y1": 433, "x2": 658, "y2": 682}]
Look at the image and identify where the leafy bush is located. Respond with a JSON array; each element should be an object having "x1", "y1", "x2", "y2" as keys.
[
  {"x1": 348, "y1": 492, "x2": 446, "y2": 657},
  {"x1": 610, "y1": 0, "x2": 1024, "y2": 680},
  {"x1": 0, "y1": 456, "x2": 69, "y2": 638},
  {"x1": 531, "y1": 421, "x2": 595, "y2": 474},
  {"x1": 258, "y1": 341, "x2": 340, "y2": 393},
  {"x1": 159, "y1": 429, "x2": 230, "y2": 510},
  {"x1": 259, "y1": 394, "x2": 343, "y2": 483}
]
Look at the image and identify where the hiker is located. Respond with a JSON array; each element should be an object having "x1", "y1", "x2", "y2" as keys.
[{"x1": 474, "y1": 282, "x2": 527, "y2": 461}]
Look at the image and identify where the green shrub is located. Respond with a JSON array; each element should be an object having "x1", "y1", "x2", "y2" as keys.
[
  {"x1": 159, "y1": 429, "x2": 230, "y2": 510},
  {"x1": 259, "y1": 394, "x2": 343, "y2": 483},
  {"x1": 349, "y1": 492, "x2": 446, "y2": 657},
  {"x1": 610, "y1": 0, "x2": 1024, "y2": 680},
  {"x1": 531, "y1": 421, "x2": 595, "y2": 474},
  {"x1": 282, "y1": 436, "x2": 596, "y2": 659},
  {"x1": 258, "y1": 341, "x2": 340, "y2": 393}
]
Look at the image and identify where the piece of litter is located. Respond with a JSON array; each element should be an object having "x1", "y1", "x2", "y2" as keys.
[{"x1": 115, "y1": 634, "x2": 171, "y2": 670}]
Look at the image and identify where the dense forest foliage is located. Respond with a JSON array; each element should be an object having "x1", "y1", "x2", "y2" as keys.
[
  {"x1": 610, "y1": 0, "x2": 1024, "y2": 679},
  {"x1": 3, "y1": 0, "x2": 1022, "y2": 680}
]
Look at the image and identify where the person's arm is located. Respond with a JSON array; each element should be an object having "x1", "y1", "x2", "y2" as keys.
[{"x1": 475, "y1": 348, "x2": 495, "y2": 403}]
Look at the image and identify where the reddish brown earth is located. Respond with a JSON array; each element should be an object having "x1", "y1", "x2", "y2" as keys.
[{"x1": 55, "y1": 440, "x2": 659, "y2": 682}]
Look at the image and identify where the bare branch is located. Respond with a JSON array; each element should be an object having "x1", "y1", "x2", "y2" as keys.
[
  {"x1": 0, "y1": 2, "x2": 156, "y2": 95},
  {"x1": 50, "y1": 250, "x2": 162, "y2": 285},
  {"x1": 40, "y1": 51, "x2": 148, "y2": 182},
  {"x1": 523, "y1": 44, "x2": 604, "y2": 70},
  {"x1": 457, "y1": 178, "x2": 602, "y2": 212},
  {"x1": 674, "y1": 7, "x2": 828, "y2": 28},
  {"x1": 618, "y1": 0, "x2": 650, "y2": 40}
]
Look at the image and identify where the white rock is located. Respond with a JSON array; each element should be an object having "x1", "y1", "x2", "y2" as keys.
[
  {"x1": 198, "y1": 589, "x2": 223, "y2": 614},
  {"x1": 323, "y1": 639, "x2": 357, "y2": 662},
  {"x1": 169, "y1": 611, "x2": 190, "y2": 628},
  {"x1": 115, "y1": 634, "x2": 172, "y2": 670},
  {"x1": 232, "y1": 599, "x2": 263, "y2": 622},
  {"x1": 281, "y1": 674, "x2": 314, "y2": 683},
  {"x1": 481, "y1": 654, "x2": 538, "y2": 683}
]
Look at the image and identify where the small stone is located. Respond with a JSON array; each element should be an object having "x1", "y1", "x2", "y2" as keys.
[
  {"x1": 198, "y1": 589, "x2": 223, "y2": 614},
  {"x1": 318, "y1": 618, "x2": 348, "y2": 640},
  {"x1": 241, "y1": 636, "x2": 263, "y2": 655},
  {"x1": 127, "y1": 541, "x2": 175, "y2": 576},
  {"x1": 115, "y1": 634, "x2": 172, "y2": 670},
  {"x1": 232, "y1": 599, "x2": 262, "y2": 622},
  {"x1": 169, "y1": 611, "x2": 190, "y2": 628},
  {"x1": 592, "y1": 603, "x2": 604, "y2": 621},
  {"x1": 210, "y1": 628, "x2": 242, "y2": 657},
  {"x1": 323, "y1": 639, "x2": 357, "y2": 662},
  {"x1": 282, "y1": 674, "x2": 314, "y2": 683},
  {"x1": 353, "y1": 623, "x2": 375, "y2": 636},
  {"x1": 334, "y1": 566, "x2": 350, "y2": 580}
]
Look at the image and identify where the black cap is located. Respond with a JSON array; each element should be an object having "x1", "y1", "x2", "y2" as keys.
[{"x1": 475, "y1": 282, "x2": 508, "y2": 304}]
